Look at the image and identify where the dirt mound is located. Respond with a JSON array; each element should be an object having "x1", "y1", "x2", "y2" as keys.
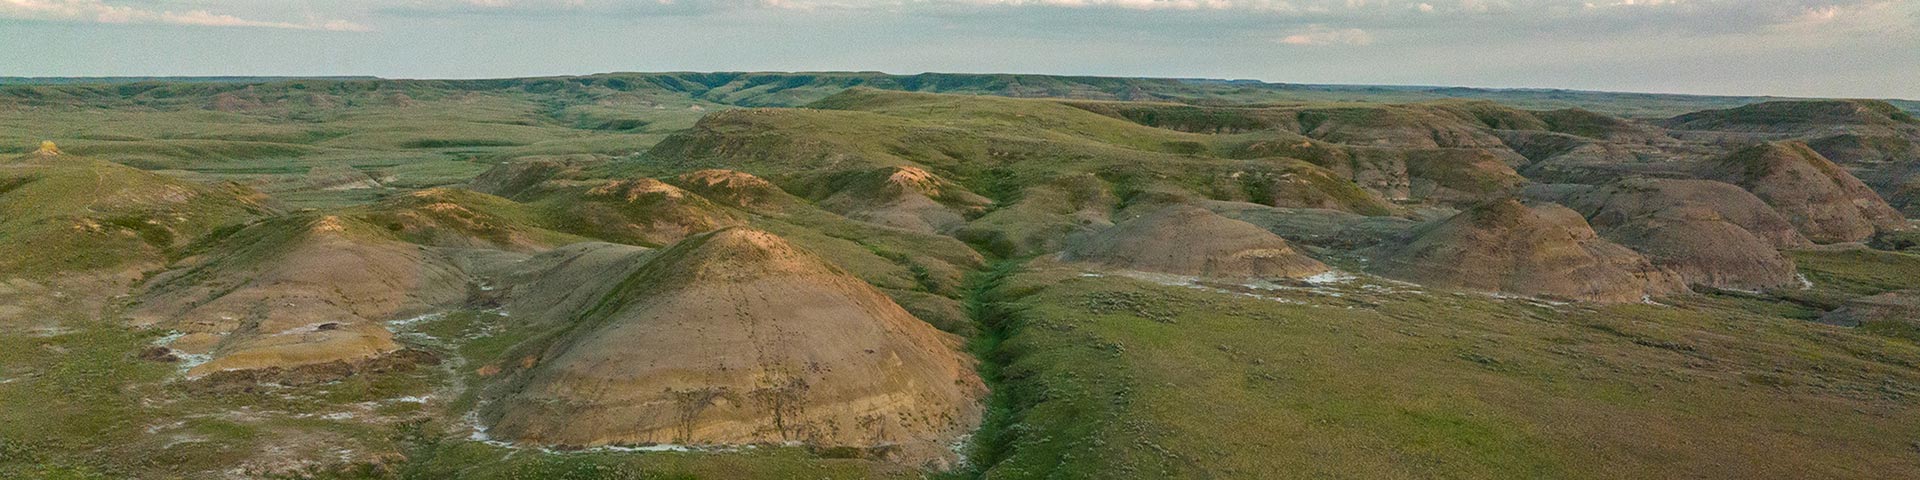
[
  {"x1": 1064, "y1": 203, "x2": 1328, "y2": 280},
  {"x1": 671, "y1": 169, "x2": 795, "y2": 211},
  {"x1": 1818, "y1": 290, "x2": 1920, "y2": 327},
  {"x1": 130, "y1": 215, "x2": 471, "y2": 377},
  {"x1": 813, "y1": 166, "x2": 993, "y2": 234},
  {"x1": 1540, "y1": 179, "x2": 1804, "y2": 290},
  {"x1": 538, "y1": 177, "x2": 743, "y2": 247},
  {"x1": 1700, "y1": 141, "x2": 1906, "y2": 243},
  {"x1": 1371, "y1": 199, "x2": 1684, "y2": 302},
  {"x1": 1550, "y1": 178, "x2": 1809, "y2": 249},
  {"x1": 484, "y1": 228, "x2": 983, "y2": 465}
]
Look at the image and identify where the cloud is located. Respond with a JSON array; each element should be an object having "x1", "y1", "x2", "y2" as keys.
[
  {"x1": 0, "y1": 0, "x2": 371, "y2": 31},
  {"x1": 1277, "y1": 25, "x2": 1374, "y2": 45}
]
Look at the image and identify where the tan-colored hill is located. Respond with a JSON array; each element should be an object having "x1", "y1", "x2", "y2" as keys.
[
  {"x1": 1064, "y1": 203, "x2": 1328, "y2": 280},
  {"x1": 484, "y1": 228, "x2": 983, "y2": 465},
  {"x1": 812, "y1": 166, "x2": 993, "y2": 234},
  {"x1": 1701, "y1": 141, "x2": 1906, "y2": 243},
  {"x1": 1551, "y1": 178, "x2": 1809, "y2": 249},
  {"x1": 131, "y1": 215, "x2": 470, "y2": 377},
  {"x1": 1371, "y1": 199, "x2": 1685, "y2": 302},
  {"x1": 1818, "y1": 290, "x2": 1920, "y2": 327},
  {"x1": 1541, "y1": 179, "x2": 1804, "y2": 290}
]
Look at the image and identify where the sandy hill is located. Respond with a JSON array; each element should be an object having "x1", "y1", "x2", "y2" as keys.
[
  {"x1": 130, "y1": 215, "x2": 471, "y2": 377},
  {"x1": 1540, "y1": 179, "x2": 1805, "y2": 290},
  {"x1": 1547, "y1": 178, "x2": 1809, "y2": 249},
  {"x1": 1371, "y1": 199, "x2": 1685, "y2": 303},
  {"x1": 1701, "y1": 141, "x2": 1907, "y2": 243},
  {"x1": 483, "y1": 228, "x2": 983, "y2": 465},
  {"x1": 1064, "y1": 203, "x2": 1328, "y2": 280}
]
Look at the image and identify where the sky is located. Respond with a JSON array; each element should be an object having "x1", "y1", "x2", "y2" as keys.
[{"x1": 1, "y1": 0, "x2": 1916, "y2": 99}]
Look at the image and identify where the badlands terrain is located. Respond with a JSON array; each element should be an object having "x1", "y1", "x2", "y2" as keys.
[{"x1": 1, "y1": 73, "x2": 1919, "y2": 479}]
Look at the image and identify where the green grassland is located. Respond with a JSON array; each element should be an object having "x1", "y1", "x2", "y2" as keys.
[
  {"x1": 3, "y1": 74, "x2": 1919, "y2": 479},
  {"x1": 963, "y1": 256, "x2": 1920, "y2": 479}
]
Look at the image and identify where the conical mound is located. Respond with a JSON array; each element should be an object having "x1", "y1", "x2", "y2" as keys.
[
  {"x1": 485, "y1": 227, "x2": 984, "y2": 465},
  {"x1": 1065, "y1": 203, "x2": 1329, "y2": 279},
  {"x1": 1702, "y1": 141, "x2": 1907, "y2": 243},
  {"x1": 1373, "y1": 199, "x2": 1686, "y2": 303},
  {"x1": 1545, "y1": 179, "x2": 1805, "y2": 290}
]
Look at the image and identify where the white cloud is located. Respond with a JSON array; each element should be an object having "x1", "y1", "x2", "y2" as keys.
[
  {"x1": 1277, "y1": 25, "x2": 1374, "y2": 45},
  {"x1": 0, "y1": 0, "x2": 371, "y2": 31}
]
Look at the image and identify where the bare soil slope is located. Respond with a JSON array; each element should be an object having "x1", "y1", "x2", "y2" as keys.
[{"x1": 485, "y1": 228, "x2": 984, "y2": 466}]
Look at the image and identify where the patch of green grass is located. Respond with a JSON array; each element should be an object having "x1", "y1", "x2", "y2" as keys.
[{"x1": 958, "y1": 262, "x2": 1920, "y2": 478}]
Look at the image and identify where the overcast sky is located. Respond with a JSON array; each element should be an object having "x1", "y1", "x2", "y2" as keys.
[{"x1": 2, "y1": 0, "x2": 1916, "y2": 99}]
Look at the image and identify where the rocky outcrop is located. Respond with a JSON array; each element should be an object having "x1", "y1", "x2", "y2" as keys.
[
  {"x1": 1371, "y1": 199, "x2": 1685, "y2": 302},
  {"x1": 1064, "y1": 203, "x2": 1329, "y2": 280},
  {"x1": 485, "y1": 228, "x2": 983, "y2": 466}
]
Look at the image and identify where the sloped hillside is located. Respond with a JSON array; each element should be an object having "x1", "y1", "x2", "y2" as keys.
[
  {"x1": 484, "y1": 228, "x2": 984, "y2": 465},
  {"x1": 1372, "y1": 199, "x2": 1685, "y2": 302}
]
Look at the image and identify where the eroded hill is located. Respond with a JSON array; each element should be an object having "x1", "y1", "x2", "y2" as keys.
[{"x1": 1, "y1": 76, "x2": 1918, "y2": 480}]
